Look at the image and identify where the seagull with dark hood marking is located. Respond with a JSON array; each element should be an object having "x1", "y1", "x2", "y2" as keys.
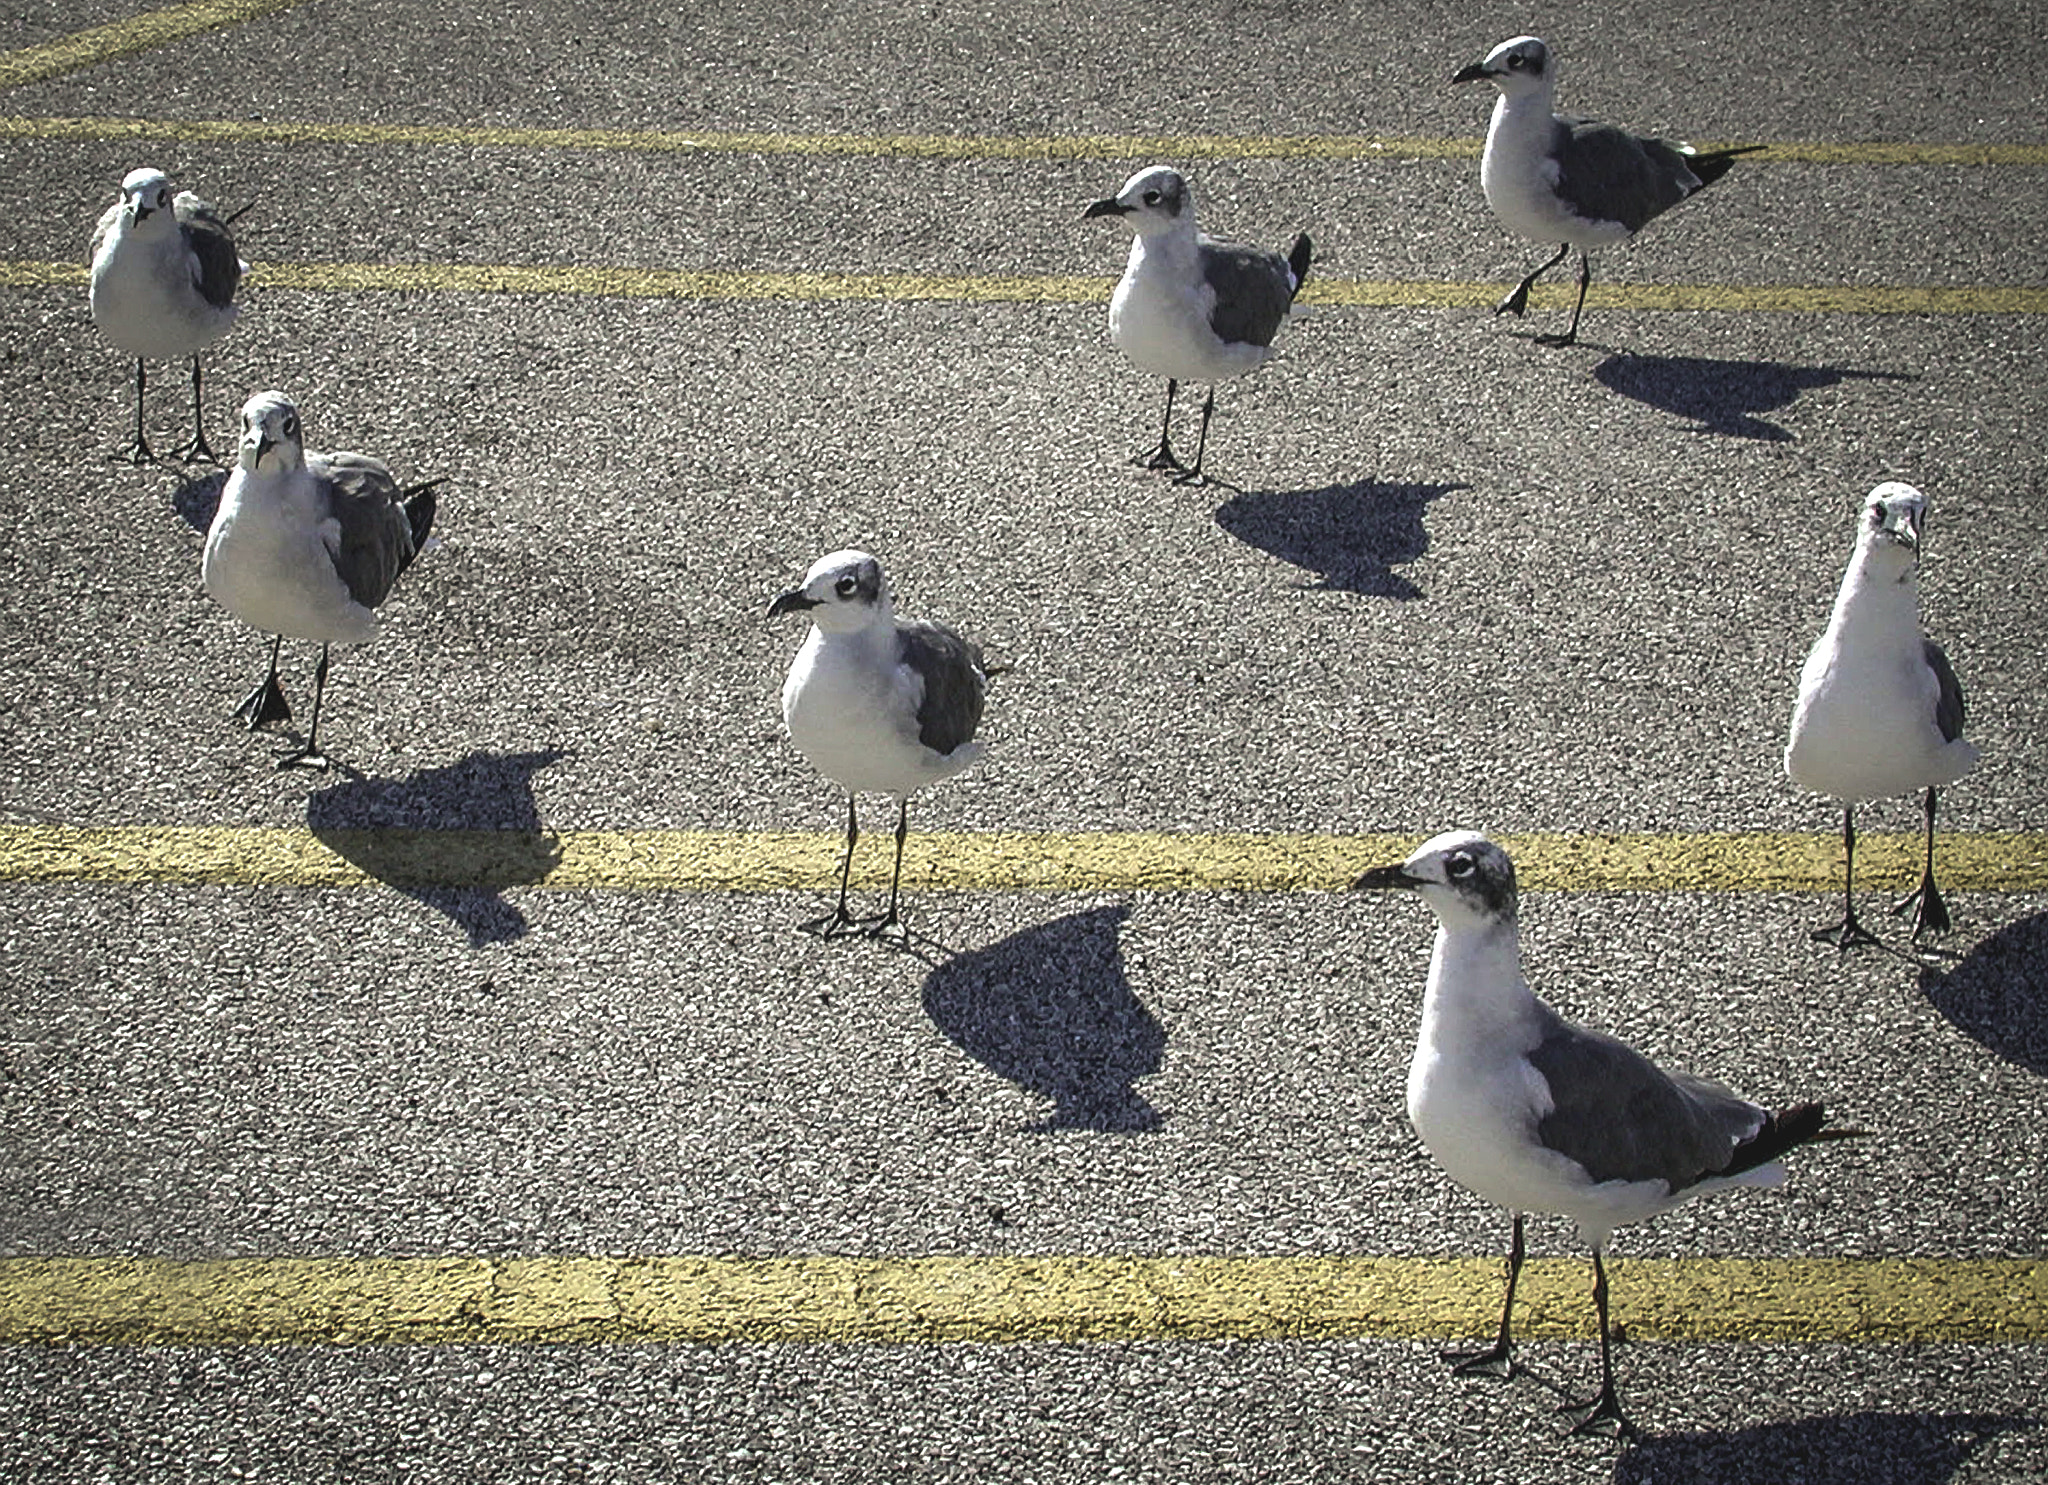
[
  {"x1": 1085, "y1": 166, "x2": 1312, "y2": 483},
  {"x1": 89, "y1": 166, "x2": 247, "y2": 464},
  {"x1": 1786, "y1": 483, "x2": 1977, "y2": 946},
  {"x1": 202, "y1": 391, "x2": 439, "y2": 770},
  {"x1": 1354, "y1": 831, "x2": 1855, "y2": 1437},
  {"x1": 769, "y1": 550, "x2": 989, "y2": 943},
  {"x1": 1453, "y1": 36, "x2": 1760, "y2": 347}
]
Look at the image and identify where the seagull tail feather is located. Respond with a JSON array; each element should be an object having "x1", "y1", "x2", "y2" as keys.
[{"x1": 1719, "y1": 1101, "x2": 1866, "y2": 1178}]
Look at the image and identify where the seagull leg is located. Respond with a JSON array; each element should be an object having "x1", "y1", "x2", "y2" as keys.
[
  {"x1": 276, "y1": 645, "x2": 333, "y2": 770},
  {"x1": 1171, "y1": 388, "x2": 1216, "y2": 487},
  {"x1": 1446, "y1": 1213, "x2": 1524, "y2": 1377},
  {"x1": 230, "y1": 634, "x2": 292, "y2": 730},
  {"x1": 1535, "y1": 253, "x2": 1592, "y2": 348},
  {"x1": 1813, "y1": 804, "x2": 1881, "y2": 949},
  {"x1": 802, "y1": 796, "x2": 863, "y2": 939},
  {"x1": 866, "y1": 796, "x2": 913, "y2": 944},
  {"x1": 1558, "y1": 1250, "x2": 1633, "y2": 1437},
  {"x1": 1892, "y1": 786, "x2": 1953, "y2": 937},
  {"x1": 111, "y1": 359, "x2": 155, "y2": 464},
  {"x1": 1137, "y1": 379, "x2": 1187, "y2": 473},
  {"x1": 1496, "y1": 244, "x2": 1569, "y2": 319},
  {"x1": 168, "y1": 355, "x2": 219, "y2": 464}
]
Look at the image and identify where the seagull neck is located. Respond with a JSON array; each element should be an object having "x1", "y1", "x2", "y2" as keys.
[
  {"x1": 1419, "y1": 920, "x2": 1532, "y2": 1043},
  {"x1": 1832, "y1": 543, "x2": 1920, "y2": 626}
]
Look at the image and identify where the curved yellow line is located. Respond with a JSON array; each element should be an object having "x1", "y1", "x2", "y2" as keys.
[{"x1": 0, "y1": 3, "x2": 299, "y2": 89}]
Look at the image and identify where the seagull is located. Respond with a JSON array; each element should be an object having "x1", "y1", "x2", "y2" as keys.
[
  {"x1": 1452, "y1": 36, "x2": 1761, "y2": 347},
  {"x1": 1084, "y1": 166, "x2": 1312, "y2": 483},
  {"x1": 768, "y1": 550, "x2": 988, "y2": 942},
  {"x1": 89, "y1": 166, "x2": 247, "y2": 464},
  {"x1": 201, "y1": 391, "x2": 439, "y2": 770},
  {"x1": 1785, "y1": 483, "x2": 1977, "y2": 946},
  {"x1": 1353, "y1": 831, "x2": 1854, "y2": 1436}
]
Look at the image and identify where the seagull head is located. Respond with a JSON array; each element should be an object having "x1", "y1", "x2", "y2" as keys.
[
  {"x1": 235, "y1": 391, "x2": 307, "y2": 475},
  {"x1": 767, "y1": 549, "x2": 892, "y2": 634},
  {"x1": 1352, "y1": 830, "x2": 1520, "y2": 929},
  {"x1": 1860, "y1": 481, "x2": 1928, "y2": 559},
  {"x1": 1452, "y1": 36, "x2": 1551, "y2": 97},
  {"x1": 1084, "y1": 166, "x2": 1194, "y2": 239},
  {"x1": 118, "y1": 166, "x2": 176, "y2": 230}
]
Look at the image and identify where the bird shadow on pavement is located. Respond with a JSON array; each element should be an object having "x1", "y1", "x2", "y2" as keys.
[
  {"x1": 1613, "y1": 1410, "x2": 2037, "y2": 1484},
  {"x1": 1592, "y1": 354, "x2": 1919, "y2": 441},
  {"x1": 1918, "y1": 907, "x2": 2048, "y2": 1076},
  {"x1": 921, "y1": 905, "x2": 1165, "y2": 1132},
  {"x1": 305, "y1": 746, "x2": 568, "y2": 946},
  {"x1": 1213, "y1": 481, "x2": 1468, "y2": 598},
  {"x1": 170, "y1": 467, "x2": 227, "y2": 532}
]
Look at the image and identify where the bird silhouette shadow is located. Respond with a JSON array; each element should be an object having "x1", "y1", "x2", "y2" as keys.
[
  {"x1": 305, "y1": 747, "x2": 568, "y2": 946},
  {"x1": 1592, "y1": 355, "x2": 1920, "y2": 441},
  {"x1": 1612, "y1": 1410, "x2": 2036, "y2": 1484},
  {"x1": 1918, "y1": 908, "x2": 2048, "y2": 1076},
  {"x1": 171, "y1": 468, "x2": 227, "y2": 532},
  {"x1": 921, "y1": 905, "x2": 1165, "y2": 1132},
  {"x1": 1213, "y1": 481, "x2": 1467, "y2": 598}
]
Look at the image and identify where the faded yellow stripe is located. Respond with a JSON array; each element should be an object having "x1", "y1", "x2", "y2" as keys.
[
  {"x1": 0, "y1": 2, "x2": 298, "y2": 89},
  {"x1": 4, "y1": 257, "x2": 2044, "y2": 313},
  {"x1": 0, "y1": 824, "x2": 2044, "y2": 895},
  {"x1": 4, "y1": 113, "x2": 2047, "y2": 167},
  {"x1": 0, "y1": 1254, "x2": 2039, "y2": 1347}
]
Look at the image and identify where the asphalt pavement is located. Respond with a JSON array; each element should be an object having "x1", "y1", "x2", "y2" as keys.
[{"x1": 1, "y1": 1, "x2": 2045, "y2": 1481}]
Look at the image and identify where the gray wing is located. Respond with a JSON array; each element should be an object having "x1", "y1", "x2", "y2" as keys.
[
  {"x1": 897, "y1": 618, "x2": 986, "y2": 756},
  {"x1": 1527, "y1": 1003, "x2": 1760, "y2": 1191},
  {"x1": 173, "y1": 192, "x2": 243, "y2": 309},
  {"x1": 89, "y1": 200, "x2": 121, "y2": 262},
  {"x1": 1552, "y1": 117, "x2": 1701, "y2": 233},
  {"x1": 1925, "y1": 638, "x2": 1966, "y2": 742},
  {"x1": 1197, "y1": 237, "x2": 1297, "y2": 349},
  {"x1": 312, "y1": 451, "x2": 417, "y2": 609}
]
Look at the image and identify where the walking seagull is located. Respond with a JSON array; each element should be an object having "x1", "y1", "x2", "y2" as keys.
[
  {"x1": 1353, "y1": 831, "x2": 1853, "y2": 1436},
  {"x1": 89, "y1": 167, "x2": 247, "y2": 463},
  {"x1": 768, "y1": 550, "x2": 988, "y2": 942},
  {"x1": 1085, "y1": 166, "x2": 1311, "y2": 483},
  {"x1": 202, "y1": 391, "x2": 438, "y2": 770},
  {"x1": 1452, "y1": 36, "x2": 1760, "y2": 347},
  {"x1": 1785, "y1": 483, "x2": 1977, "y2": 946}
]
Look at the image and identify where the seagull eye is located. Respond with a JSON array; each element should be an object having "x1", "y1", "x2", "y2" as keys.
[
  {"x1": 1446, "y1": 852, "x2": 1475, "y2": 879},
  {"x1": 282, "y1": 414, "x2": 298, "y2": 437},
  {"x1": 1142, "y1": 190, "x2": 1160, "y2": 206},
  {"x1": 834, "y1": 575, "x2": 857, "y2": 597}
]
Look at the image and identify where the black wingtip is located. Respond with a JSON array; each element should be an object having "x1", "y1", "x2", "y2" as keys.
[
  {"x1": 402, "y1": 479, "x2": 443, "y2": 551},
  {"x1": 1687, "y1": 144, "x2": 1766, "y2": 187},
  {"x1": 1719, "y1": 1101, "x2": 1865, "y2": 1178},
  {"x1": 1287, "y1": 232, "x2": 1313, "y2": 291}
]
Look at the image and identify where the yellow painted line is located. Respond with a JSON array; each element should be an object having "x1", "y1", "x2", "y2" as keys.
[
  {"x1": 5, "y1": 113, "x2": 2048, "y2": 166},
  {"x1": 1, "y1": 824, "x2": 2045, "y2": 895},
  {"x1": 0, "y1": 2, "x2": 298, "y2": 89},
  {"x1": 4, "y1": 257, "x2": 2045, "y2": 313},
  {"x1": 0, "y1": 1254, "x2": 2039, "y2": 1347}
]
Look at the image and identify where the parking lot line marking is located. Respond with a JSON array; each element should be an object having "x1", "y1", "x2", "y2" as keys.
[
  {"x1": 0, "y1": 2, "x2": 298, "y2": 89},
  {"x1": 3, "y1": 257, "x2": 2044, "y2": 313},
  {"x1": 1, "y1": 823, "x2": 2043, "y2": 895},
  {"x1": 1, "y1": 1254, "x2": 2039, "y2": 1346},
  {"x1": 6, "y1": 112, "x2": 2048, "y2": 167}
]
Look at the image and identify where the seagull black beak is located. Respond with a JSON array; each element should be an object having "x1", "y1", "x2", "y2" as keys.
[
  {"x1": 132, "y1": 203, "x2": 154, "y2": 222},
  {"x1": 1083, "y1": 198, "x2": 1131, "y2": 220},
  {"x1": 1451, "y1": 62, "x2": 1493, "y2": 84},
  {"x1": 1351, "y1": 863, "x2": 1423, "y2": 892},
  {"x1": 766, "y1": 589, "x2": 819, "y2": 618}
]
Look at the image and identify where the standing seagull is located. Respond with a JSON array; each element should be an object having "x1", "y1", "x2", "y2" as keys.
[
  {"x1": 1786, "y1": 483, "x2": 1977, "y2": 946},
  {"x1": 89, "y1": 167, "x2": 247, "y2": 463},
  {"x1": 768, "y1": 550, "x2": 988, "y2": 942},
  {"x1": 1353, "y1": 831, "x2": 1852, "y2": 1436},
  {"x1": 202, "y1": 391, "x2": 438, "y2": 770},
  {"x1": 1085, "y1": 166, "x2": 1312, "y2": 483},
  {"x1": 1452, "y1": 37, "x2": 1760, "y2": 347}
]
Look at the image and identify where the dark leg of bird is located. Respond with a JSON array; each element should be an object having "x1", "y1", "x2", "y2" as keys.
[
  {"x1": 169, "y1": 355, "x2": 219, "y2": 464},
  {"x1": 276, "y1": 645, "x2": 333, "y2": 770},
  {"x1": 1813, "y1": 804, "x2": 1881, "y2": 949},
  {"x1": 1496, "y1": 243, "x2": 1569, "y2": 319},
  {"x1": 867, "y1": 797, "x2": 912, "y2": 943},
  {"x1": 112, "y1": 359, "x2": 154, "y2": 464},
  {"x1": 1137, "y1": 379, "x2": 1186, "y2": 472},
  {"x1": 1536, "y1": 253, "x2": 1592, "y2": 348},
  {"x1": 1171, "y1": 388, "x2": 1216, "y2": 486},
  {"x1": 802, "y1": 797, "x2": 863, "y2": 938},
  {"x1": 1446, "y1": 1213, "x2": 1524, "y2": 1377},
  {"x1": 231, "y1": 634, "x2": 292, "y2": 729},
  {"x1": 1892, "y1": 786, "x2": 1953, "y2": 936},
  {"x1": 1559, "y1": 1251, "x2": 1632, "y2": 1436}
]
